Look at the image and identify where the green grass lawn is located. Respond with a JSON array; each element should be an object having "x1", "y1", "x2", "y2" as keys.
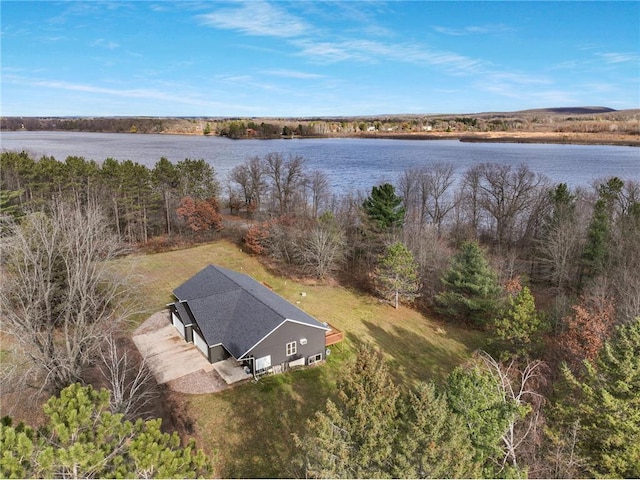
[{"x1": 117, "y1": 240, "x2": 486, "y2": 478}]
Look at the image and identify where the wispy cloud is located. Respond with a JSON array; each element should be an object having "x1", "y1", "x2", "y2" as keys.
[
  {"x1": 551, "y1": 50, "x2": 639, "y2": 72},
  {"x1": 432, "y1": 24, "x2": 514, "y2": 36},
  {"x1": 198, "y1": 1, "x2": 309, "y2": 38},
  {"x1": 91, "y1": 38, "x2": 120, "y2": 49},
  {"x1": 3, "y1": 74, "x2": 206, "y2": 106},
  {"x1": 197, "y1": 2, "x2": 490, "y2": 77},
  {"x1": 597, "y1": 52, "x2": 638, "y2": 64},
  {"x1": 294, "y1": 38, "x2": 487, "y2": 75},
  {"x1": 580, "y1": 81, "x2": 616, "y2": 93},
  {"x1": 261, "y1": 69, "x2": 327, "y2": 79},
  {"x1": 213, "y1": 73, "x2": 294, "y2": 94}
]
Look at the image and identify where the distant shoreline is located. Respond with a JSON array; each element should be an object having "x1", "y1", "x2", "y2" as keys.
[
  {"x1": 5, "y1": 129, "x2": 638, "y2": 147},
  {"x1": 353, "y1": 131, "x2": 640, "y2": 147},
  {"x1": 3, "y1": 108, "x2": 638, "y2": 147}
]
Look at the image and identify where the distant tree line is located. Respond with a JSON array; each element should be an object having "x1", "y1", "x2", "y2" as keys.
[{"x1": 5, "y1": 109, "x2": 638, "y2": 137}]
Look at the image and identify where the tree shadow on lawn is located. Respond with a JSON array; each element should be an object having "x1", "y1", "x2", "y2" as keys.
[
  {"x1": 204, "y1": 351, "x2": 347, "y2": 478},
  {"x1": 351, "y1": 321, "x2": 485, "y2": 387}
]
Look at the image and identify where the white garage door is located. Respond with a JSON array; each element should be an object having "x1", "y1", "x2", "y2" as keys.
[
  {"x1": 193, "y1": 329, "x2": 209, "y2": 359},
  {"x1": 172, "y1": 312, "x2": 185, "y2": 338}
]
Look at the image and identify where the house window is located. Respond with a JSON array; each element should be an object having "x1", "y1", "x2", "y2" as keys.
[
  {"x1": 286, "y1": 341, "x2": 297, "y2": 356},
  {"x1": 308, "y1": 353, "x2": 322, "y2": 365}
]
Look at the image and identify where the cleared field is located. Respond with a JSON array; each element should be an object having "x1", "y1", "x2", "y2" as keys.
[{"x1": 118, "y1": 240, "x2": 485, "y2": 477}]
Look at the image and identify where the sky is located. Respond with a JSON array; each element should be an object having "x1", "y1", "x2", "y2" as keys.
[{"x1": 2, "y1": 1, "x2": 639, "y2": 117}]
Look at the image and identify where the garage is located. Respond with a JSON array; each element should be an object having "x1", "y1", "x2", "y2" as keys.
[
  {"x1": 172, "y1": 311, "x2": 185, "y2": 339},
  {"x1": 193, "y1": 328, "x2": 209, "y2": 360}
]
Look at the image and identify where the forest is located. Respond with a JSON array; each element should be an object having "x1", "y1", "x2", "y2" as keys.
[{"x1": 1, "y1": 149, "x2": 639, "y2": 478}]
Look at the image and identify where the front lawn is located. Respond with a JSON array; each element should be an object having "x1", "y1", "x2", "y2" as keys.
[{"x1": 119, "y1": 240, "x2": 485, "y2": 477}]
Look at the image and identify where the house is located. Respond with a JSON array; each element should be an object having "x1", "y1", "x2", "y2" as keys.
[{"x1": 168, "y1": 264, "x2": 330, "y2": 376}]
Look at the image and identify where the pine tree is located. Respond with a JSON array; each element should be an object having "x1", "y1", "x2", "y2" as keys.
[
  {"x1": 445, "y1": 364, "x2": 521, "y2": 477},
  {"x1": 373, "y1": 241, "x2": 421, "y2": 309},
  {"x1": 436, "y1": 241, "x2": 502, "y2": 327},
  {"x1": 581, "y1": 198, "x2": 610, "y2": 280},
  {"x1": 557, "y1": 317, "x2": 640, "y2": 478},
  {"x1": 580, "y1": 177, "x2": 624, "y2": 286},
  {"x1": 294, "y1": 345, "x2": 400, "y2": 478},
  {"x1": 491, "y1": 282, "x2": 545, "y2": 359},
  {"x1": 0, "y1": 384, "x2": 212, "y2": 479},
  {"x1": 393, "y1": 382, "x2": 480, "y2": 478},
  {"x1": 362, "y1": 183, "x2": 405, "y2": 232}
]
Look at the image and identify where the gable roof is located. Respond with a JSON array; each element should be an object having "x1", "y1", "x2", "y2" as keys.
[{"x1": 172, "y1": 265, "x2": 328, "y2": 359}]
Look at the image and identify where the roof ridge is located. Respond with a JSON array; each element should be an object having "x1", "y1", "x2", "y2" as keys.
[{"x1": 210, "y1": 264, "x2": 299, "y2": 326}]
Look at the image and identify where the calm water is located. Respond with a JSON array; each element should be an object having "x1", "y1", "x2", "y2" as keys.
[{"x1": 1, "y1": 131, "x2": 638, "y2": 193}]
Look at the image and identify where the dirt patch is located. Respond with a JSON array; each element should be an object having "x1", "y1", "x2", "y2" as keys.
[
  {"x1": 167, "y1": 368, "x2": 228, "y2": 394},
  {"x1": 133, "y1": 310, "x2": 170, "y2": 335}
]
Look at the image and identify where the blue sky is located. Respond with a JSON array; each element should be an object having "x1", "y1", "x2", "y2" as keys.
[{"x1": 2, "y1": 1, "x2": 639, "y2": 116}]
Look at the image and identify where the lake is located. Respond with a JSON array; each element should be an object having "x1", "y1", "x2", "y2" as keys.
[{"x1": 1, "y1": 131, "x2": 638, "y2": 193}]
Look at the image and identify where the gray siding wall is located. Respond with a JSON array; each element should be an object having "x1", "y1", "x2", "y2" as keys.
[{"x1": 247, "y1": 321, "x2": 326, "y2": 369}]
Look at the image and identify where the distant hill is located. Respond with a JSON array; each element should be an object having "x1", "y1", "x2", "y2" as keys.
[{"x1": 515, "y1": 106, "x2": 617, "y2": 115}]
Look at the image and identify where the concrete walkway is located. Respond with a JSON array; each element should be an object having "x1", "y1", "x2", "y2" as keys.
[{"x1": 212, "y1": 357, "x2": 252, "y2": 384}]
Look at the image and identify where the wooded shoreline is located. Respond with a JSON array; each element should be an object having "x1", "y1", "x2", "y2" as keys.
[{"x1": 3, "y1": 108, "x2": 639, "y2": 146}]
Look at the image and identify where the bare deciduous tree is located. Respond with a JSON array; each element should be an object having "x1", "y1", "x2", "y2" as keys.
[
  {"x1": 229, "y1": 156, "x2": 266, "y2": 215},
  {"x1": 536, "y1": 216, "x2": 585, "y2": 290},
  {"x1": 475, "y1": 163, "x2": 548, "y2": 250},
  {"x1": 0, "y1": 202, "x2": 134, "y2": 393},
  {"x1": 400, "y1": 164, "x2": 457, "y2": 232},
  {"x1": 264, "y1": 153, "x2": 306, "y2": 215},
  {"x1": 295, "y1": 222, "x2": 346, "y2": 279},
  {"x1": 98, "y1": 335, "x2": 157, "y2": 420},
  {"x1": 478, "y1": 351, "x2": 547, "y2": 474},
  {"x1": 422, "y1": 163, "x2": 458, "y2": 231},
  {"x1": 307, "y1": 170, "x2": 331, "y2": 218},
  {"x1": 403, "y1": 223, "x2": 451, "y2": 300},
  {"x1": 457, "y1": 165, "x2": 484, "y2": 238}
]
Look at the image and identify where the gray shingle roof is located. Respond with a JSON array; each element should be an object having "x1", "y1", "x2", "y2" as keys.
[{"x1": 173, "y1": 265, "x2": 328, "y2": 359}]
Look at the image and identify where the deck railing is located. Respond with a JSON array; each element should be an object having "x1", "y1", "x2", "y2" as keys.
[{"x1": 325, "y1": 323, "x2": 344, "y2": 346}]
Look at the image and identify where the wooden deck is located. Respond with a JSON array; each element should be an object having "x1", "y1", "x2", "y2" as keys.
[{"x1": 325, "y1": 323, "x2": 344, "y2": 346}]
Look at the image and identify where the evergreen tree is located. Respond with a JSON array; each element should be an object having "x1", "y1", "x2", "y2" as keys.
[
  {"x1": 445, "y1": 364, "x2": 520, "y2": 477},
  {"x1": 393, "y1": 382, "x2": 480, "y2": 478},
  {"x1": 435, "y1": 241, "x2": 502, "y2": 328},
  {"x1": 373, "y1": 241, "x2": 421, "y2": 309},
  {"x1": 556, "y1": 317, "x2": 640, "y2": 478},
  {"x1": 547, "y1": 182, "x2": 575, "y2": 223},
  {"x1": 0, "y1": 383, "x2": 212, "y2": 479},
  {"x1": 491, "y1": 282, "x2": 545, "y2": 359},
  {"x1": 295, "y1": 345, "x2": 400, "y2": 478},
  {"x1": 0, "y1": 190, "x2": 23, "y2": 231},
  {"x1": 152, "y1": 157, "x2": 178, "y2": 235},
  {"x1": 580, "y1": 177, "x2": 624, "y2": 285},
  {"x1": 581, "y1": 197, "x2": 610, "y2": 280},
  {"x1": 175, "y1": 158, "x2": 219, "y2": 200},
  {"x1": 362, "y1": 183, "x2": 405, "y2": 232}
]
